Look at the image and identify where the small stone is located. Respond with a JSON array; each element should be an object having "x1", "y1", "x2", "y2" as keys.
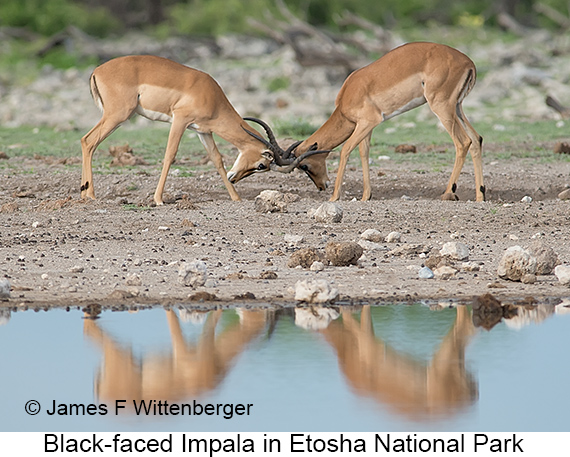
[
  {"x1": 125, "y1": 274, "x2": 142, "y2": 286},
  {"x1": 521, "y1": 273, "x2": 536, "y2": 284},
  {"x1": 434, "y1": 265, "x2": 458, "y2": 279},
  {"x1": 310, "y1": 202, "x2": 343, "y2": 223},
  {"x1": 388, "y1": 244, "x2": 428, "y2": 256},
  {"x1": 360, "y1": 229, "x2": 383, "y2": 242},
  {"x1": 310, "y1": 261, "x2": 325, "y2": 271},
  {"x1": 528, "y1": 241, "x2": 559, "y2": 275},
  {"x1": 284, "y1": 234, "x2": 304, "y2": 245},
  {"x1": 259, "y1": 270, "x2": 278, "y2": 280},
  {"x1": 520, "y1": 196, "x2": 532, "y2": 203},
  {"x1": 288, "y1": 248, "x2": 324, "y2": 269},
  {"x1": 440, "y1": 241, "x2": 470, "y2": 260},
  {"x1": 325, "y1": 241, "x2": 363, "y2": 266},
  {"x1": 294, "y1": 279, "x2": 339, "y2": 303},
  {"x1": 254, "y1": 190, "x2": 289, "y2": 213},
  {"x1": 358, "y1": 240, "x2": 385, "y2": 251},
  {"x1": 178, "y1": 260, "x2": 207, "y2": 287},
  {"x1": 418, "y1": 266, "x2": 434, "y2": 279},
  {"x1": 554, "y1": 265, "x2": 570, "y2": 285},
  {"x1": 558, "y1": 189, "x2": 570, "y2": 200},
  {"x1": 41, "y1": 273, "x2": 49, "y2": 280},
  {"x1": 69, "y1": 265, "x2": 84, "y2": 273},
  {"x1": 385, "y1": 231, "x2": 402, "y2": 243},
  {"x1": 461, "y1": 261, "x2": 481, "y2": 272},
  {"x1": 497, "y1": 246, "x2": 537, "y2": 281}
]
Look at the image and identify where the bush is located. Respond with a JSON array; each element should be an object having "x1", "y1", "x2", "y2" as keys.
[{"x1": 0, "y1": 0, "x2": 120, "y2": 37}]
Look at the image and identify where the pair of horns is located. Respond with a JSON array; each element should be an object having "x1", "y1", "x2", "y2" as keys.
[{"x1": 242, "y1": 117, "x2": 328, "y2": 173}]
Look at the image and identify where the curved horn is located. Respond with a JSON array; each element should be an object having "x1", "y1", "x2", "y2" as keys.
[
  {"x1": 243, "y1": 117, "x2": 282, "y2": 152},
  {"x1": 271, "y1": 149, "x2": 330, "y2": 174}
]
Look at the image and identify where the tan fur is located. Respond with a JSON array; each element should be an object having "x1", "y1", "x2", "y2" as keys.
[{"x1": 293, "y1": 42, "x2": 484, "y2": 202}]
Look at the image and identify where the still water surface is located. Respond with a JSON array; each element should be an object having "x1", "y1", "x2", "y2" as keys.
[{"x1": 1, "y1": 303, "x2": 568, "y2": 432}]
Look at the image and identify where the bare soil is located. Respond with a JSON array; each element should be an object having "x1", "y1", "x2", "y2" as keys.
[{"x1": 1, "y1": 141, "x2": 570, "y2": 311}]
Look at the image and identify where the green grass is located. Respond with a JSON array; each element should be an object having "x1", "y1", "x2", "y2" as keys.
[{"x1": 2, "y1": 117, "x2": 570, "y2": 178}]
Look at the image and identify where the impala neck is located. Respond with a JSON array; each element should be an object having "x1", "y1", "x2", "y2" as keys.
[{"x1": 297, "y1": 108, "x2": 355, "y2": 155}]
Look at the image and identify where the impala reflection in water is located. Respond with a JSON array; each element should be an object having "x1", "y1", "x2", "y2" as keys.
[
  {"x1": 84, "y1": 308, "x2": 269, "y2": 414},
  {"x1": 84, "y1": 305, "x2": 479, "y2": 421},
  {"x1": 311, "y1": 305, "x2": 478, "y2": 420}
]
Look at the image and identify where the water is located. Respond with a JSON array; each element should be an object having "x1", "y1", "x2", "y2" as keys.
[{"x1": 0, "y1": 302, "x2": 569, "y2": 432}]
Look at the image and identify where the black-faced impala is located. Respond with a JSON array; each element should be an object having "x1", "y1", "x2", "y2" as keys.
[
  {"x1": 266, "y1": 42, "x2": 485, "y2": 202},
  {"x1": 80, "y1": 55, "x2": 318, "y2": 204}
]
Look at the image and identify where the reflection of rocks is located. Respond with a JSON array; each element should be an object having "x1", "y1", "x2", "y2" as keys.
[
  {"x1": 472, "y1": 293, "x2": 518, "y2": 330},
  {"x1": 294, "y1": 306, "x2": 340, "y2": 330},
  {"x1": 0, "y1": 278, "x2": 11, "y2": 299},
  {"x1": 504, "y1": 304, "x2": 555, "y2": 330},
  {"x1": 0, "y1": 308, "x2": 11, "y2": 325}
]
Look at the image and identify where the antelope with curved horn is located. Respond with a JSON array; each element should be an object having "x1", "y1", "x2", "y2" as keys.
[
  {"x1": 80, "y1": 55, "x2": 314, "y2": 205},
  {"x1": 282, "y1": 42, "x2": 485, "y2": 202}
]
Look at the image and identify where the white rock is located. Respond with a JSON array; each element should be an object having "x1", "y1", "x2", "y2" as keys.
[
  {"x1": 294, "y1": 279, "x2": 338, "y2": 303},
  {"x1": 521, "y1": 195, "x2": 533, "y2": 203},
  {"x1": 284, "y1": 234, "x2": 304, "y2": 245},
  {"x1": 360, "y1": 229, "x2": 383, "y2": 242},
  {"x1": 310, "y1": 261, "x2": 325, "y2": 271},
  {"x1": 497, "y1": 246, "x2": 537, "y2": 281},
  {"x1": 434, "y1": 266, "x2": 458, "y2": 279},
  {"x1": 0, "y1": 279, "x2": 11, "y2": 299},
  {"x1": 178, "y1": 260, "x2": 208, "y2": 287},
  {"x1": 294, "y1": 306, "x2": 339, "y2": 330},
  {"x1": 310, "y1": 202, "x2": 343, "y2": 223},
  {"x1": 554, "y1": 265, "x2": 570, "y2": 285},
  {"x1": 385, "y1": 231, "x2": 402, "y2": 243},
  {"x1": 461, "y1": 261, "x2": 481, "y2": 272},
  {"x1": 125, "y1": 274, "x2": 142, "y2": 286},
  {"x1": 357, "y1": 239, "x2": 384, "y2": 251},
  {"x1": 440, "y1": 242, "x2": 470, "y2": 260},
  {"x1": 418, "y1": 266, "x2": 434, "y2": 279}
]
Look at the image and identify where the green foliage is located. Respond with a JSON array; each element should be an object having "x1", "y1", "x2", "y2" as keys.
[
  {"x1": 0, "y1": 0, "x2": 120, "y2": 37},
  {"x1": 267, "y1": 76, "x2": 291, "y2": 93},
  {"x1": 273, "y1": 118, "x2": 319, "y2": 138}
]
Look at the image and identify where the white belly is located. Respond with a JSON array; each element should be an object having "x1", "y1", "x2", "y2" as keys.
[
  {"x1": 382, "y1": 96, "x2": 427, "y2": 121},
  {"x1": 135, "y1": 105, "x2": 173, "y2": 123}
]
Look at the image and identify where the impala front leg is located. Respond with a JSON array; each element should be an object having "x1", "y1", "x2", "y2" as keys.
[
  {"x1": 198, "y1": 133, "x2": 240, "y2": 201},
  {"x1": 154, "y1": 118, "x2": 187, "y2": 205}
]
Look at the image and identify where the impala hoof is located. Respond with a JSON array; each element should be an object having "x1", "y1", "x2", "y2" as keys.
[{"x1": 441, "y1": 192, "x2": 459, "y2": 201}]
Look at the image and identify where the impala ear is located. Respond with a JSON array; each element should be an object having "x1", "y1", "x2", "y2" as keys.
[
  {"x1": 261, "y1": 150, "x2": 273, "y2": 161},
  {"x1": 309, "y1": 142, "x2": 318, "y2": 151}
]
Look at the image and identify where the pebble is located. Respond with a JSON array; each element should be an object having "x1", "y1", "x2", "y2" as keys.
[
  {"x1": 418, "y1": 266, "x2": 434, "y2": 279},
  {"x1": 360, "y1": 229, "x2": 383, "y2": 242},
  {"x1": 554, "y1": 265, "x2": 570, "y2": 285}
]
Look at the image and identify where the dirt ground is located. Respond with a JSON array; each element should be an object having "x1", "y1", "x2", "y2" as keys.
[{"x1": 1, "y1": 140, "x2": 570, "y2": 311}]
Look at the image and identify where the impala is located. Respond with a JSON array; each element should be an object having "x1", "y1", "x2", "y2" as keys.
[
  {"x1": 80, "y1": 55, "x2": 315, "y2": 205},
  {"x1": 271, "y1": 42, "x2": 485, "y2": 202}
]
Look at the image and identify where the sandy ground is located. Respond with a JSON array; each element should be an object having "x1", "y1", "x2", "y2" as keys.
[{"x1": 1, "y1": 142, "x2": 570, "y2": 311}]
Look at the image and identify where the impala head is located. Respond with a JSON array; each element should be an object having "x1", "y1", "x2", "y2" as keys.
[
  {"x1": 290, "y1": 143, "x2": 330, "y2": 191},
  {"x1": 228, "y1": 117, "x2": 330, "y2": 186}
]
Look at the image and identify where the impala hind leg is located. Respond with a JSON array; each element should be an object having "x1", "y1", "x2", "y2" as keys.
[
  {"x1": 198, "y1": 132, "x2": 240, "y2": 201},
  {"x1": 457, "y1": 105, "x2": 484, "y2": 201},
  {"x1": 80, "y1": 113, "x2": 130, "y2": 200},
  {"x1": 429, "y1": 101, "x2": 473, "y2": 201}
]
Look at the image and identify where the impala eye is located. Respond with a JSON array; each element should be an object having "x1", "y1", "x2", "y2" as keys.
[
  {"x1": 257, "y1": 163, "x2": 267, "y2": 171},
  {"x1": 300, "y1": 164, "x2": 309, "y2": 172}
]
